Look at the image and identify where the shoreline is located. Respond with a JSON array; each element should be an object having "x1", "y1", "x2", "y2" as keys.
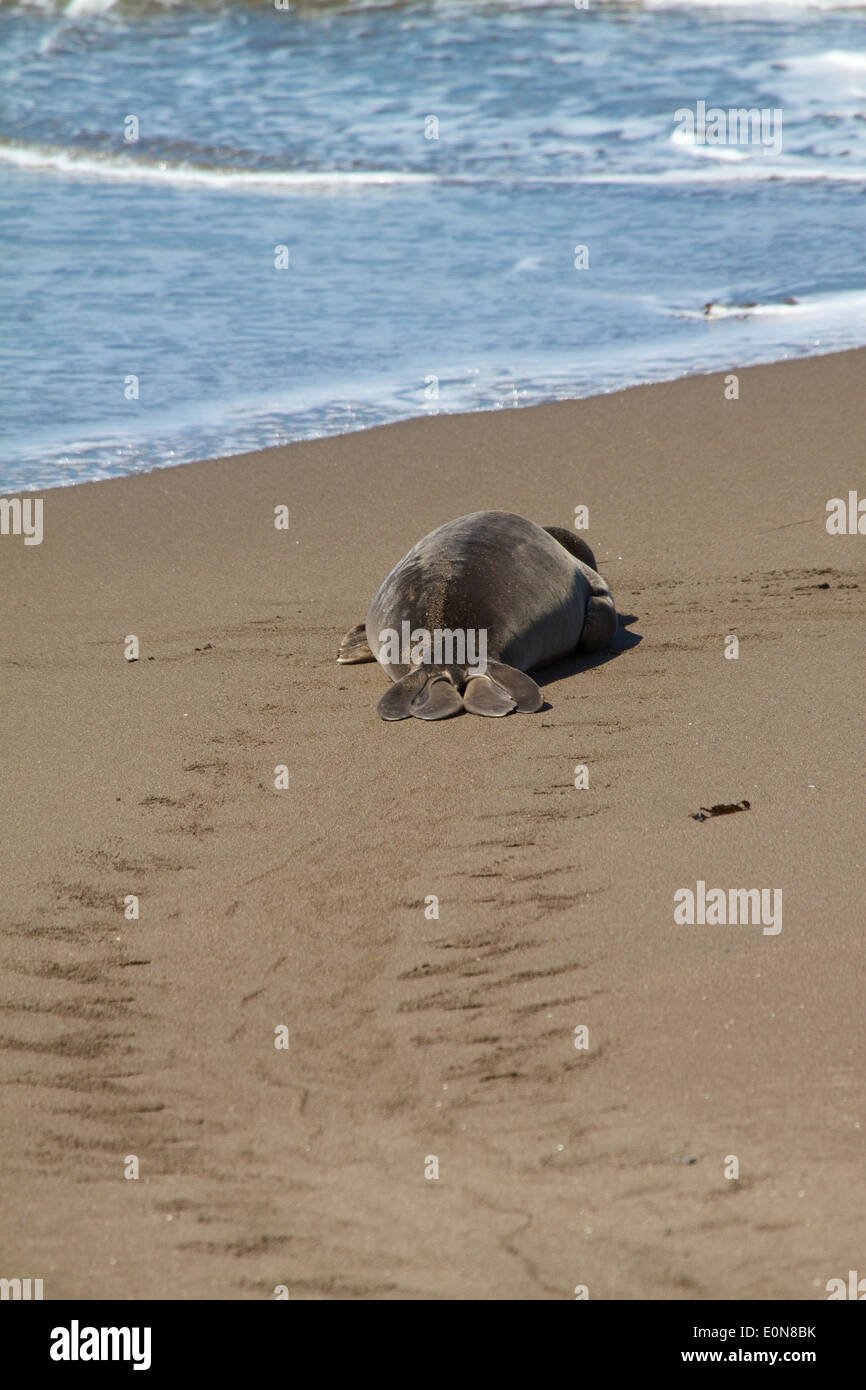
[
  {"x1": 7, "y1": 341, "x2": 866, "y2": 497},
  {"x1": 2, "y1": 348, "x2": 864, "y2": 1299}
]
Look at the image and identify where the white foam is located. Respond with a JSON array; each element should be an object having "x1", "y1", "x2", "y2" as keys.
[
  {"x1": 677, "y1": 288, "x2": 866, "y2": 321},
  {"x1": 534, "y1": 158, "x2": 866, "y2": 185},
  {"x1": 0, "y1": 141, "x2": 434, "y2": 192},
  {"x1": 780, "y1": 49, "x2": 866, "y2": 77},
  {"x1": 670, "y1": 127, "x2": 750, "y2": 162},
  {"x1": 64, "y1": 0, "x2": 121, "y2": 15},
  {"x1": 640, "y1": 0, "x2": 866, "y2": 9},
  {"x1": 7, "y1": 0, "x2": 866, "y2": 12}
]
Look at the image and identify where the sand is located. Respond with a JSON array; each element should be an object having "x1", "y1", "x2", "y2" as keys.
[{"x1": 1, "y1": 349, "x2": 864, "y2": 1300}]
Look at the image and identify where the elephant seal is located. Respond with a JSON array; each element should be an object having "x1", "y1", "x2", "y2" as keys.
[{"x1": 338, "y1": 510, "x2": 617, "y2": 721}]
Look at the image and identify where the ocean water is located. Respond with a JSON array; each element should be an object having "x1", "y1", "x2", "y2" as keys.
[{"x1": 1, "y1": 0, "x2": 865, "y2": 491}]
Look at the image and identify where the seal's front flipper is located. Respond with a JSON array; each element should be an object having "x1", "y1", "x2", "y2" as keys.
[
  {"x1": 338, "y1": 622, "x2": 374, "y2": 664},
  {"x1": 464, "y1": 662, "x2": 543, "y2": 716},
  {"x1": 377, "y1": 670, "x2": 463, "y2": 721},
  {"x1": 577, "y1": 594, "x2": 617, "y2": 653}
]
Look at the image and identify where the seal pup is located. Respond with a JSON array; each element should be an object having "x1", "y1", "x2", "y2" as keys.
[{"x1": 338, "y1": 510, "x2": 617, "y2": 721}]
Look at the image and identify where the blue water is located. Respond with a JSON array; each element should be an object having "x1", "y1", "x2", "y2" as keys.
[{"x1": 1, "y1": 0, "x2": 865, "y2": 491}]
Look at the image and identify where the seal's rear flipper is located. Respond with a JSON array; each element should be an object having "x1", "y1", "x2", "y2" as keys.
[
  {"x1": 377, "y1": 670, "x2": 463, "y2": 721},
  {"x1": 464, "y1": 662, "x2": 543, "y2": 716},
  {"x1": 463, "y1": 674, "x2": 515, "y2": 717},
  {"x1": 377, "y1": 669, "x2": 428, "y2": 719},
  {"x1": 410, "y1": 673, "x2": 464, "y2": 721},
  {"x1": 379, "y1": 664, "x2": 542, "y2": 721},
  {"x1": 338, "y1": 622, "x2": 374, "y2": 664}
]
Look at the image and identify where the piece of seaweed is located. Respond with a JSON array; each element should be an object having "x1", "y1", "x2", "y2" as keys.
[{"x1": 691, "y1": 800, "x2": 751, "y2": 822}]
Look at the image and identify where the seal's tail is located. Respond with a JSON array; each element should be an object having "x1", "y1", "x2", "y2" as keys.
[{"x1": 377, "y1": 662, "x2": 542, "y2": 722}]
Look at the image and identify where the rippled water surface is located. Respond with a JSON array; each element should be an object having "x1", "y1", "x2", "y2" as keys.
[{"x1": 1, "y1": 0, "x2": 865, "y2": 489}]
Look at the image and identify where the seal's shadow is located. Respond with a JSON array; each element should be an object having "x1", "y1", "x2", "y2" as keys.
[{"x1": 534, "y1": 613, "x2": 642, "y2": 708}]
